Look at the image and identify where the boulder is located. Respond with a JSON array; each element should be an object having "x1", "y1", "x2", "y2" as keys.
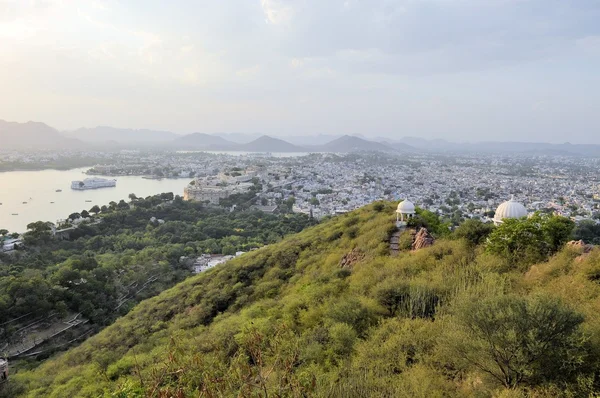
[
  {"x1": 566, "y1": 240, "x2": 593, "y2": 253},
  {"x1": 412, "y1": 228, "x2": 435, "y2": 251},
  {"x1": 340, "y1": 249, "x2": 365, "y2": 269}
]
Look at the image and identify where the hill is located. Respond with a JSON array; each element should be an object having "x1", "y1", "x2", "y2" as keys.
[
  {"x1": 171, "y1": 133, "x2": 237, "y2": 150},
  {"x1": 65, "y1": 126, "x2": 178, "y2": 144},
  {"x1": 315, "y1": 135, "x2": 401, "y2": 153},
  {"x1": 398, "y1": 137, "x2": 600, "y2": 156},
  {"x1": 8, "y1": 203, "x2": 600, "y2": 397},
  {"x1": 0, "y1": 120, "x2": 82, "y2": 150},
  {"x1": 240, "y1": 135, "x2": 306, "y2": 152}
]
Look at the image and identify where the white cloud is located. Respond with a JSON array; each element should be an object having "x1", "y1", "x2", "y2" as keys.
[
  {"x1": 1, "y1": 0, "x2": 599, "y2": 142},
  {"x1": 260, "y1": 0, "x2": 293, "y2": 25}
]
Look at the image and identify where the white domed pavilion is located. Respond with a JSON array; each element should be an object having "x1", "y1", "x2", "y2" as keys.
[
  {"x1": 493, "y1": 196, "x2": 528, "y2": 225},
  {"x1": 396, "y1": 199, "x2": 415, "y2": 225}
]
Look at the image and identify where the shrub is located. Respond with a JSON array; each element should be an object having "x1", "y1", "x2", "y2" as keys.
[
  {"x1": 446, "y1": 294, "x2": 587, "y2": 388},
  {"x1": 454, "y1": 219, "x2": 495, "y2": 246}
]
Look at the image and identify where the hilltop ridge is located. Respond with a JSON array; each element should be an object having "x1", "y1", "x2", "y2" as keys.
[{"x1": 7, "y1": 203, "x2": 600, "y2": 397}]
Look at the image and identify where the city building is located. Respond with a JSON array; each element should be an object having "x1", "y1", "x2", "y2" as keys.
[{"x1": 493, "y1": 196, "x2": 528, "y2": 225}]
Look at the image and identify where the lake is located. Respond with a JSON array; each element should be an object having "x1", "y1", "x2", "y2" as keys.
[{"x1": 0, "y1": 168, "x2": 190, "y2": 233}]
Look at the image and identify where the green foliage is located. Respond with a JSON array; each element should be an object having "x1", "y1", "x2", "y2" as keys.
[
  {"x1": 486, "y1": 213, "x2": 574, "y2": 266},
  {"x1": 446, "y1": 294, "x2": 587, "y2": 388},
  {"x1": 0, "y1": 193, "x2": 316, "y2": 353},
  {"x1": 408, "y1": 208, "x2": 450, "y2": 237},
  {"x1": 574, "y1": 220, "x2": 600, "y2": 244},
  {"x1": 7, "y1": 202, "x2": 600, "y2": 398},
  {"x1": 453, "y1": 218, "x2": 495, "y2": 246}
]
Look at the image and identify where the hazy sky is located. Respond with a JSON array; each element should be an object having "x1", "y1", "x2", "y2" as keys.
[{"x1": 1, "y1": 0, "x2": 599, "y2": 143}]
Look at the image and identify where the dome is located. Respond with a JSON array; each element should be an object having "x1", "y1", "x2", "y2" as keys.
[
  {"x1": 397, "y1": 199, "x2": 415, "y2": 214},
  {"x1": 493, "y1": 196, "x2": 527, "y2": 224}
]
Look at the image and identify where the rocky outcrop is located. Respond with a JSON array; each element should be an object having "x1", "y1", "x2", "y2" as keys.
[
  {"x1": 412, "y1": 228, "x2": 435, "y2": 251},
  {"x1": 566, "y1": 240, "x2": 594, "y2": 253},
  {"x1": 340, "y1": 249, "x2": 365, "y2": 269}
]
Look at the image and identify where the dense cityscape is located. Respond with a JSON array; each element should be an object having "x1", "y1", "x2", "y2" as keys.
[{"x1": 3, "y1": 149, "x2": 600, "y2": 236}]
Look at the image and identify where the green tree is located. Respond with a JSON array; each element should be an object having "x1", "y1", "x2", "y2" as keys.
[
  {"x1": 573, "y1": 219, "x2": 600, "y2": 245},
  {"x1": 374, "y1": 281, "x2": 410, "y2": 316},
  {"x1": 448, "y1": 294, "x2": 587, "y2": 388},
  {"x1": 24, "y1": 221, "x2": 53, "y2": 244},
  {"x1": 89, "y1": 205, "x2": 101, "y2": 215},
  {"x1": 540, "y1": 213, "x2": 574, "y2": 252},
  {"x1": 454, "y1": 219, "x2": 495, "y2": 246},
  {"x1": 486, "y1": 214, "x2": 574, "y2": 265},
  {"x1": 69, "y1": 212, "x2": 81, "y2": 220}
]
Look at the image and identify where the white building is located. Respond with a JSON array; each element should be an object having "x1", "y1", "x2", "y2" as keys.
[
  {"x1": 493, "y1": 196, "x2": 528, "y2": 225},
  {"x1": 184, "y1": 180, "x2": 230, "y2": 204},
  {"x1": 396, "y1": 199, "x2": 416, "y2": 227}
]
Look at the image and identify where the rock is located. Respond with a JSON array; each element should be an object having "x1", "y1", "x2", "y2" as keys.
[
  {"x1": 566, "y1": 240, "x2": 593, "y2": 253},
  {"x1": 412, "y1": 228, "x2": 435, "y2": 251},
  {"x1": 340, "y1": 249, "x2": 365, "y2": 269}
]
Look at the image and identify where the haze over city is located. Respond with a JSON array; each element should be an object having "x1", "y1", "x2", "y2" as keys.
[{"x1": 1, "y1": 0, "x2": 599, "y2": 143}]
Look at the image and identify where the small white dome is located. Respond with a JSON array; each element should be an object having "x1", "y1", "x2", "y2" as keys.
[
  {"x1": 397, "y1": 199, "x2": 415, "y2": 214},
  {"x1": 493, "y1": 196, "x2": 527, "y2": 224}
]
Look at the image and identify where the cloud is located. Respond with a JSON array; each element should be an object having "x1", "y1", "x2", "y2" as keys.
[
  {"x1": 261, "y1": 0, "x2": 294, "y2": 25},
  {"x1": 0, "y1": 0, "x2": 599, "y2": 142},
  {"x1": 264, "y1": 0, "x2": 600, "y2": 74}
]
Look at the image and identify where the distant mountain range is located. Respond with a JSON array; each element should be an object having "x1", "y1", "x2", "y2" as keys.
[
  {"x1": 3, "y1": 119, "x2": 600, "y2": 156},
  {"x1": 311, "y1": 135, "x2": 399, "y2": 153},
  {"x1": 0, "y1": 120, "x2": 83, "y2": 150},
  {"x1": 171, "y1": 133, "x2": 236, "y2": 149},
  {"x1": 64, "y1": 126, "x2": 177, "y2": 144}
]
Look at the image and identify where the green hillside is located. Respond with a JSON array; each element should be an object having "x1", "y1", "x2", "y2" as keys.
[{"x1": 6, "y1": 203, "x2": 600, "y2": 397}]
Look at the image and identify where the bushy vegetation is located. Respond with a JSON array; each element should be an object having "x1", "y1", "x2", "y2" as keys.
[
  {"x1": 0, "y1": 194, "x2": 315, "y2": 354},
  {"x1": 6, "y1": 202, "x2": 600, "y2": 397}
]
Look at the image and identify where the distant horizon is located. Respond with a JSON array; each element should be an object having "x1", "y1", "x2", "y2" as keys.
[{"x1": 2, "y1": 117, "x2": 599, "y2": 146}]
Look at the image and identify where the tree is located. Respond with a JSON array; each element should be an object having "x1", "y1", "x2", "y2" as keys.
[
  {"x1": 24, "y1": 221, "x2": 53, "y2": 244},
  {"x1": 448, "y1": 294, "x2": 587, "y2": 388},
  {"x1": 69, "y1": 212, "x2": 81, "y2": 220},
  {"x1": 81, "y1": 210, "x2": 90, "y2": 218},
  {"x1": 0, "y1": 229, "x2": 8, "y2": 238},
  {"x1": 118, "y1": 200, "x2": 129, "y2": 210},
  {"x1": 160, "y1": 192, "x2": 174, "y2": 201},
  {"x1": 574, "y1": 219, "x2": 600, "y2": 245},
  {"x1": 486, "y1": 213, "x2": 574, "y2": 265},
  {"x1": 541, "y1": 213, "x2": 575, "y2": 252},
  {"x1": 454, "y1": 219, "x2": 495, "y2": 246},
  {"x1": 128, "y1": 193, "x2": 138, "y2": 202},
  {"x1": 374, "y1": 282, "x2": 410, "y2": 316},
  {"x1": 89, "y1": 205, "x2": 101, "y2": 215}
]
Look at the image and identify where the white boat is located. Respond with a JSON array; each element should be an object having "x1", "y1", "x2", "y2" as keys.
[{"x1": 71, "y1": 178, "x2": 117, "y2": 190}]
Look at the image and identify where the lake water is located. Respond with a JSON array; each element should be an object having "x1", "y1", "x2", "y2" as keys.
[{"x1": 0, "y1": 168, "x2": 190, "y2": 233}]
